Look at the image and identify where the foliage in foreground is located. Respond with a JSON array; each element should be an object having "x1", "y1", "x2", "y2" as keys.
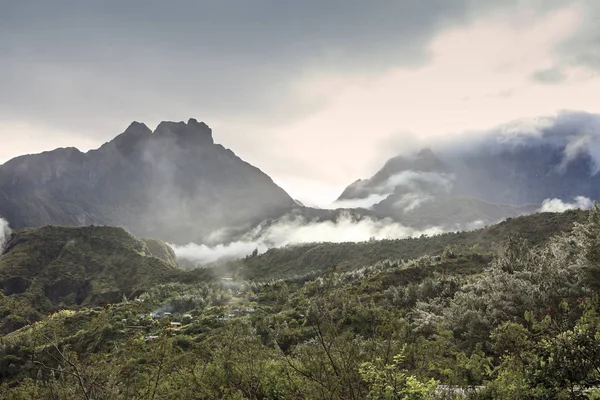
[{"x1": 1, "y1": 207, "x2": 600, "y2": 398}]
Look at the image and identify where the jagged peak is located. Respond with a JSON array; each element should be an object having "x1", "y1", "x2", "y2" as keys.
[
  {"x1": 102, "y1": 118, "x2": 214, "y2": 155},
  {"x1": 153, "y1": 118, "x2": 214, "y2": 145}
]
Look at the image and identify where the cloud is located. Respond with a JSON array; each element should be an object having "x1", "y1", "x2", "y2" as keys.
[
  {"x1": 0, "y1": 0, "x2": 491, "y2": 138},
  {"x1": 435, "y1": 110, "x2": 600, "y2": 174},
  {"x1": 539, "y1": 196, "x2": 593, "y2": 212},
  {"x1": 531, "y1": 67, "x2": 567, "y2": 84},
  {"x1": 0, "y1": 216, "x2": 11, "y2": 252},
  {"x1": 170, "y1": 212, "x2": 445, "y2": 265},
  {"x1": 331, "y1": 170, "x2": 453, "y2": 211},
  {"x1": 392, "y1": 193, "x2": 435, "y2": 212},
  {"x1": 329, "y1": 194, "x2": 390, "y2": 210},
  {"x1": 170, "y1": 211, "x2": 493, "y2": 265},
  {"x1": 382, "y1": 171, "x2": 454, "y2": 193},
  {"x1": 169, "y1": 241, "x2": 266, "y2": 265},
  {"x1": 551, "y1": 0, "x2": 600, "y2": 72}
]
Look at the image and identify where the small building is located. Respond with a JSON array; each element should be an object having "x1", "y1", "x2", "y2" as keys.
[
  {"x1": 221, "y1": 277, "x2": 233, "y2": 281},
  {"x1": 144, "y1": 335, "x2": 159, "y2": 341},
  {"x1": 170, "y1": 322, "x2": 182, "y2": 328},
  {"x1": 121, "y1": 319, "x2": 127, "y2": 323}
]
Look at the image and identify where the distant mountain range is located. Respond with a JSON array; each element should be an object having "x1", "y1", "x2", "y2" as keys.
[
  {"x1": 0, "y1": 119, "x2": 297, "y2": 244},
  {"x1": 0, "y1": 112, "x2": 597, "y2": 246}
]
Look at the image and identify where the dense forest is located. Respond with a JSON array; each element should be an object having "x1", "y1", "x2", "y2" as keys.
[{"x1": 1, "y1": 208, "x2": 600, "y2": 398}]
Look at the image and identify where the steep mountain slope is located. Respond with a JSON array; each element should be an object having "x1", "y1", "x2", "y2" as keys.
[{"x1": 0, "y1": 119, "x2": 297, "y2": 244}]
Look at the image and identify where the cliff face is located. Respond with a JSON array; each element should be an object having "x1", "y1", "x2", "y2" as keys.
[{"x1": 0, "y1": 119, "x2": 297, "y2": 244}]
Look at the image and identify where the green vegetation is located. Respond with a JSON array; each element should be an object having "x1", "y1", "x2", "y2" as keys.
[
  {"x1": 0, "y1": 225, "x2": 211, "y2": 334},
  {"x1": 227, "y1": 209, "x2": 587, "y2": 280},
  {"x1": 1, "y1": 208, "x2": 599, "y2": 399}
]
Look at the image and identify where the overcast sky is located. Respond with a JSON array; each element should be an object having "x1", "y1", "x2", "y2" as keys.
[{"x1": 2, "y1": 0, "x2": 600, "y2": 206}]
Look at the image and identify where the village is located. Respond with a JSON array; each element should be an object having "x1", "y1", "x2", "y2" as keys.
[{"x1": 107, "y1": 277, "x2": 263, "y2": 342}]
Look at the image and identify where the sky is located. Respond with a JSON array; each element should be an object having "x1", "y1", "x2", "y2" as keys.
[{"x1": 1, "y1": 0, "x2": 600, "y2": 207}]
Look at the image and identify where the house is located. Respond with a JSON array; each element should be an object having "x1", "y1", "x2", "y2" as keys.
[{"x1": 170, "y1": 322, "x2": 182, "y2": 328}]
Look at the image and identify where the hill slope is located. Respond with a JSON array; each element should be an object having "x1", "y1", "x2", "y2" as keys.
[
  {"x1": 0, "y1": 225, "x2": 184, "y2": 312},
  {"x1": 229, "y1": 209, "x2": 587, "y2": 279}
]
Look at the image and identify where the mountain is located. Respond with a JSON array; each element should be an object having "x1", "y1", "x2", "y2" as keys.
[
  {"x1": 337, "y1": 114, "x2": 599, "y2": 226},
  {"x1": 0, "y1": 119, "x2": 297, "y2": 244}
]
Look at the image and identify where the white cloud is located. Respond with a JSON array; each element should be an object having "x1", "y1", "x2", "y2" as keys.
[
  {"x1": 170, "y1": 212, "x2": 445, "y2": 265},
  {"x1": 0, "y1": 216, "x2": 11, "y2": 253},
  {"x1": 328, "y1": 193, "x2": 390, "y2": 209},
  {"x1": 393, "y1": 193, "x2": 435, "y2": 212},
  {"x1": 382, "y1": 171, "x2": 454, "y2": 193},
  {"x1": 539, "y1": 196, "x2": 593, "y2": 212},
  {"x1": 169, "y1": 241, "x2": 267, "y2": 265}
]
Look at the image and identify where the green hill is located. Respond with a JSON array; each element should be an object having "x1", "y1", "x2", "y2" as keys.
[
  {"x1": 228, "y1": 209, "x2": 587, "y2": 279},
  {"x1": 0, "y1": 225, "x2": 186, "y2": 313}
]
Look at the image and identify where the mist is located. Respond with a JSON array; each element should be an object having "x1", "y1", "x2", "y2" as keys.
[
  {"x1": 329, "y1": 193, "x2": 390, "y2": 209},
  {"x1": 0, "y1": 216, "x2": 11, "y2": 253},
  {"x1": 539, "y1": 196, "x2": 593, "y2": 213},
  {"x1": 169, "y1": 212, "x2": 489, "y2": 265}
]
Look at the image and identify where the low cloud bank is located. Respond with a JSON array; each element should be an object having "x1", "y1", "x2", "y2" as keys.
[
  {"x1": 0, "y1": 216, "x2": 12, "y2": 253},
  {"x1": 170, "y1": 241, "x2": 268, "y2": 265},
  {"x1": 329, "y1": 193, "x2": 390, "y2": 209},
  {"x1": 539, "y1": 196, "x2": 593, "y2": 213},
  {"x1": 169, "y1": 212, "x2": 486, "y2": 265}
]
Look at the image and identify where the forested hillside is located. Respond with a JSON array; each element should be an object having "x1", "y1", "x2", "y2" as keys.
[
  {"x1": 2, "y1": 208, "x2": 600, "y2": 398},
  {"x1": 228, "y1": 209, "x2": 587, "y2": 279},
  {"x1": 0, "y1": 225, "x2": 211, "y2": 335}
]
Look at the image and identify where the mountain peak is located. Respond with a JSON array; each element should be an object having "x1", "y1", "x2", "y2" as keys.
[
  {"x1": 124, "y1": 121, "x2": 151, "y2": 134},
  {"x1": 108, "y1": 121, "x2": 152, "y2": 154},
  {"x1": 154, "y1": 118, "x2": 214, "y2": 145}
]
